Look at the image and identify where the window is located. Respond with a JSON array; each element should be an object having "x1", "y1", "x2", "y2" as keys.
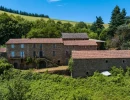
[
  {"x1": 33, "y1": 51, "x2": 36, "y2": 57},
  {"x1": 123, "y1": 60, "x2": 125, "y2": 63},
  {"x1": 40, "y1": 44, "x2": 42, "y2": 49},
  {"x1": 106, "y1": 60, "x2": 108, "y2": 63},
  {"x1": 39, "y1": 51, "x2": 43, "y2": 57},
  {"x1": 21, "y1": 44, "x2": 24, "y2": 48},
  {"x1": 11, "y1": 44, "x2": 14, "y2": 48},
  {"x1": 53, "y1": 51, "x2": 55, "y2": 56},
  {"x1": 66, "y1": 51, "x2": 69, "y2": 56},
  {"x1": 11, "y1": 51, "x2": 15, "y2": 57},
  {"x1": 20, "y1": 51, "x2": 24, "y2": 58},
  {"x1": 53, "y1": 44, "x2": 56, "y2": 49},
  {"x1": 33, "y1": 44, "x2": 35, "y2": 48}
]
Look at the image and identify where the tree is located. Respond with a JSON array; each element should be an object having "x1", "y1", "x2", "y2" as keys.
[
  {"x1": 88, "y1": 32, "x2": 98, "y2": 39},
  {"x1": 90, "y1": 16, "x2": 104, "y2": 36},
  {"x1": 0, "y1": 5, "x2": 49, "y2": 18},
  {"x1": 120, "y1": 8, "x2": 127, "y2": 24},
  {"x1": 75, "y1": 21, "x2": 87, "y2": 29},
  {"x1": 99, "y1": 29, "x2": 108, "y2": 40},
  {"x1": 109, "y1": 5, "x2": 126, "y2": 36}
]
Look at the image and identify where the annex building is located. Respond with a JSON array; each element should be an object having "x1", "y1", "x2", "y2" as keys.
[{"x1": 72, "y1": 50, "x2": 130, "y2": 78}]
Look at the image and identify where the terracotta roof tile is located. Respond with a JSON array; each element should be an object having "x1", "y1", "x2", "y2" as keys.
[
  {"x1": 6, "y1": 38, "x2": 63, "y2": 44},
  {"x1": 63, "y1": 40, "x2": 97, "y2": 46},
  {"x1": 0, "y1": 48, "x2": 6, "y2": 52},
  {"x1": 72, "y1": 50, "x2": 130, "y2": 59}
]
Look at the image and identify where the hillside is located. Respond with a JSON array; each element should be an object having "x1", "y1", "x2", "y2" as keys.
[{"x1": 0, "y1": 10, "x2": 109, "y2": 27}]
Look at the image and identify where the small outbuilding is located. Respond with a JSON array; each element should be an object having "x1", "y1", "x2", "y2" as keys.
[
  {"x1": 0, "y1": 48, "x2": 7, "y2": 58},
  {"x1": 72, "y1": 50, "x2": 130, "y2": 78}
]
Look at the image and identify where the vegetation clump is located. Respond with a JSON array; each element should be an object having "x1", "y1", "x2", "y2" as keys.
[
  {"x1": 0, "y1": 66, "x2": 129, "y2": 99},
  {"x1": 0, "y1": 58, "x2": 13, "y2": 74}
]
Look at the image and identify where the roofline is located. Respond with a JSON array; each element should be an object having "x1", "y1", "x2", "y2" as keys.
[{"x1": 73, "y1": 57, "x2": 130, "y2": 59}]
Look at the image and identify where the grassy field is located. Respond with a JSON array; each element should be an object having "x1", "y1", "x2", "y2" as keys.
[{"x1": 0, "y1": 10, "x2": 109, "y2": 27}]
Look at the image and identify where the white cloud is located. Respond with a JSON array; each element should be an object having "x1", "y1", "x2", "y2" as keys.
[{"x1": 47, "y1": 0, "x2": 61, "y2": 2}]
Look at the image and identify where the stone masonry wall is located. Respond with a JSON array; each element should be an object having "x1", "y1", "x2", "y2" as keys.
[
  {"x1": 7, "y1": 43, "x2": 65, "y2": 67},
  {"x1": 72, "y1": 58, "x2": 130, "y2": 78}
]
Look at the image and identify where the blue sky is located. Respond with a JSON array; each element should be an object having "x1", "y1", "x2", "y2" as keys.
[{"x1": 0, "y1": 0, "x2": 130, "y2": 23}]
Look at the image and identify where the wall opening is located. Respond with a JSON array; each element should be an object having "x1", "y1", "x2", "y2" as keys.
[
  {"x1": 57, "y1": 60, "x2": 60, "y2": 66},
  {"x1": 14, "y1": 62, "x2": 18, "y2": 69},
  {"x1": 106, "y1": 60, "x2": 108, "y2": 63},
  {"x1": 39, "y1": 61, "x2": 46, "y2": 69},
  {"x1": 123, "y1": 60, "x2": 125, "y2": 63},
  {"x1": 39, "y1": 51, "x2": 43, "y2": 58},
  {"x1": 86, "y1": 72, "x2": 89, "y2": 75}
]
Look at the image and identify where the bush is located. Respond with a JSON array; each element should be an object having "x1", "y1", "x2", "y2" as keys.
[
  {"x1": 68, "y1": 57, "x2": 73, "y2": 72},
  {"x1": 0, "y1": 58, "x2": 13, "y2": 74},
  {"x1": 110, "y1": 66, "x2": 124, "y2": 76}
]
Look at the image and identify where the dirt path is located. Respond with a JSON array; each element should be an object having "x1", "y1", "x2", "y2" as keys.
[{"x1": 34, "y1": 66, "x2": 68, "y2": 73}]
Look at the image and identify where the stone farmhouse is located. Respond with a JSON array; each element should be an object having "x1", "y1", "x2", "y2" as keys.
[
  {"x1": 72, "y1": 50, "x2": 130, "y2": 78},
  {"x1": 4, "y1": 33, "x2": 103, "y2": 69},
  {"x1": 0, "y1": 33, "x2": 129, "y2": 78}
]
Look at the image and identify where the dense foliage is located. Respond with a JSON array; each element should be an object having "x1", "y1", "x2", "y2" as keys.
[
  {"x1": 0, "y1": 58, "x2": 13, "y2": 74},
  {"x1": 0, "y1": 13, "x2": 99, "y2": 45},
  {"x1": 0, "y1": 67, "x2": 130, "y2": 99},
  {"x1": 0, "y1": 5, "x2": 49, "y2": 18}
]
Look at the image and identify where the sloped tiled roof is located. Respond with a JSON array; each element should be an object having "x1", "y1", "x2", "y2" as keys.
[
  {"x1": 63, "y1": 40, "x2": 97, "y2": 46},
  {"x1": 6, "y1": 38, "x2": 63, "y2": 44},
  {"x1": 0, "y1": 48, "x2": 6, "y2": 52},
  {"x1": 62, "y1": 33, "x2": 89, "y2": 39},
  {"x1": 72, "y1": 50, "x2": 130, "y2": 59}
]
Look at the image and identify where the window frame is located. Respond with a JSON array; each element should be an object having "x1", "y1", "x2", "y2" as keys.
[
  {"x1": 11, "y1": 44, "x2": 14, "y2": 48},
  {"x1": 33, "y1": 44, "x2": 35, "y2": 48},
  {"x1": 53, "y1": 51, "x2": 55, "y2": 56},
  {"x1": 33, "y1": 51, "x2": 36, "y2": 57},
  {"x1": 40, "y1": 44, "x2": 42, "y2": 49},
  {"x1": 20, "y1": 51, "x2": 24, "y2": 58},
  {"x1": 53, "y1": 44, "x2": 56, "y2": 49},
  {"x1": 11, "y1": 51, "x2": 15, "y2": 57},
  {"x1": 21, "y1": 44, "x2": 24, "y2": 48}
]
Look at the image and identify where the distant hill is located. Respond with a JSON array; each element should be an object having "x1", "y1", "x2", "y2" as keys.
[{"x1": 0, "y1": 10, "x2": 109, "y2": 28}]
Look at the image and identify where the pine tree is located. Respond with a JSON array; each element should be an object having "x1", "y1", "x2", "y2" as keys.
[
  {"x1": 90, "y1": 16, "x2": 104, "y2": 36},
  {"x1": 109, "y1": 5, "x2": 126, "y2": 36}
]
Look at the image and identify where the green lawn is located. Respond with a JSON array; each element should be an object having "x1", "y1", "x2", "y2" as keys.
[{"x1": 0, "y1": 10, "x2": 109, "y2": 27}]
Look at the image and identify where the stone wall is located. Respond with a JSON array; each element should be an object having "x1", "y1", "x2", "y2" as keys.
[
  {"x1": 7, "y1": 43, "x2": 97, "y2": 69},
  {"x1": 72, "y1": 58, "x2": 130, "y2": 78},
  {"x1": 7, "y1": 43, "x2": 65, "y2": 68}
]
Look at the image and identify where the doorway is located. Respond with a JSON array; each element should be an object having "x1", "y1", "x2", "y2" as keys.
[
  {"x1": 14, "y1": 63, "x2": 18, "y2": 69},
  {"x1": 39, "y1": 61, "x2": 46, "y2": 69}
]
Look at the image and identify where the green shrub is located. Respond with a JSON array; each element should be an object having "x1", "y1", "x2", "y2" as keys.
[
  {"x1": 25, "y1": 57, "x2": 33, "y2": 64},
  {"x1": 68, "y1": 57, "x2": 73, "y2": 72},
  {"x1": 0, "y1": 58, "x2": 13, "y2": 74},
  {"x1": 110, "y1": 66, "x2": 124, "y2": 76}
]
